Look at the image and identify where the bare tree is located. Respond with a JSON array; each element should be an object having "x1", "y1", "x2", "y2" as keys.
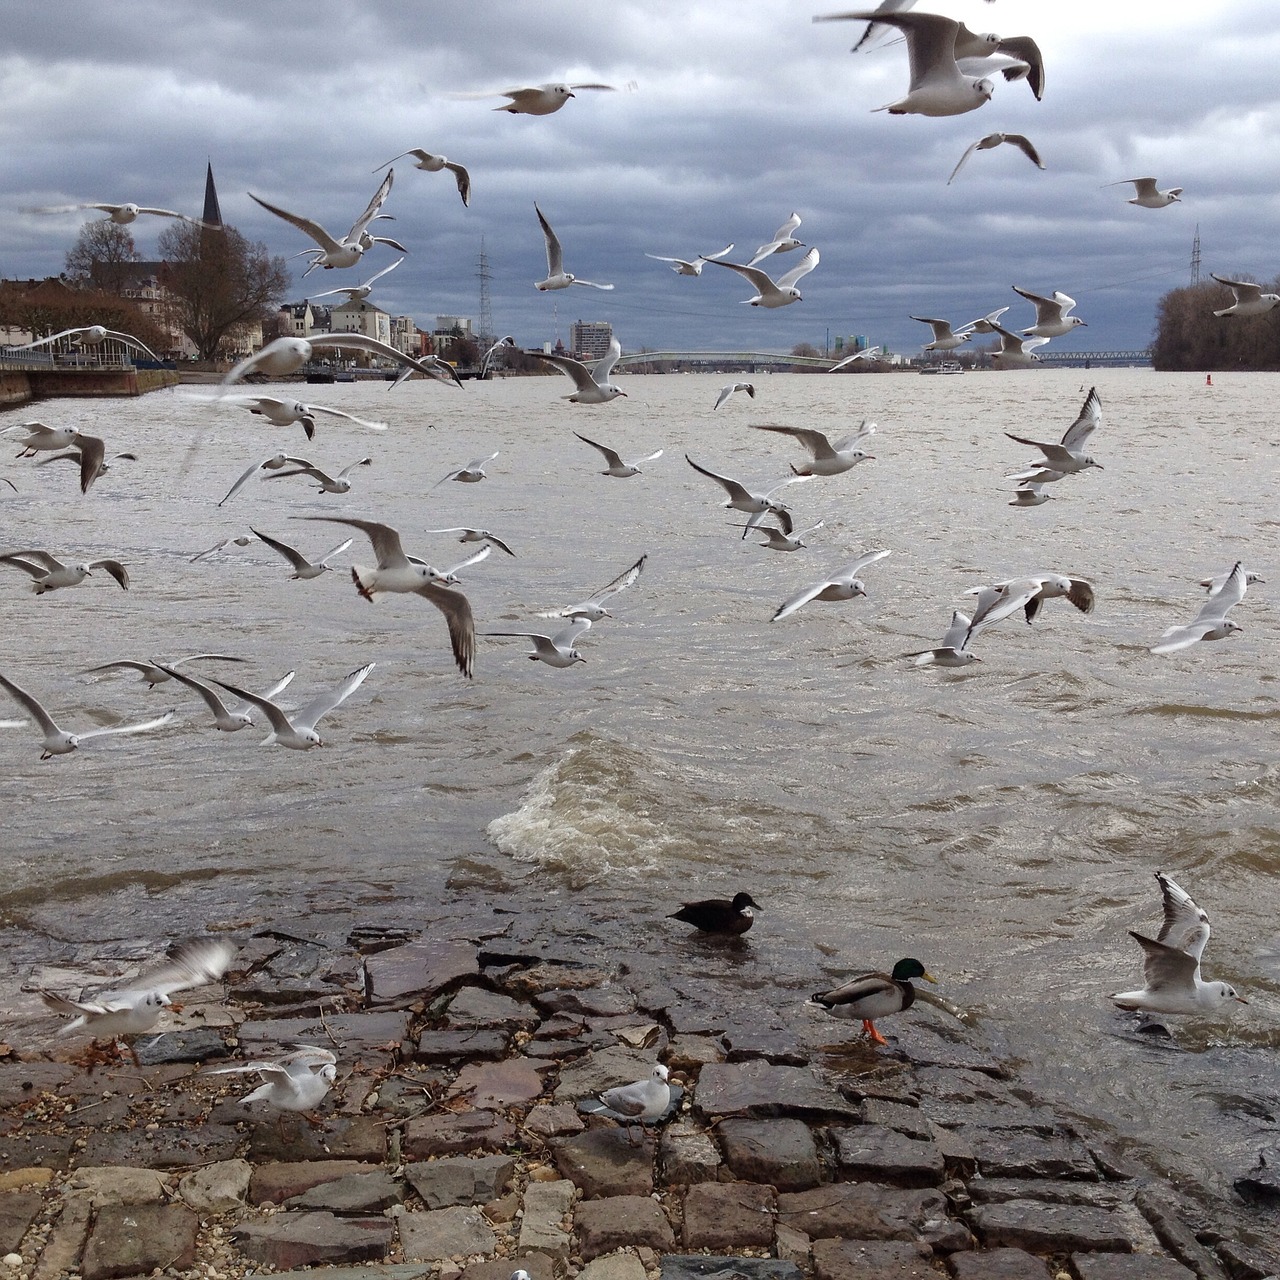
[
  {"x1": 157, "y1": 222, "x2": 290, "y2": 362},
  {"x1": 64, "y1": 222, "x2": 139, "y2": 294}
]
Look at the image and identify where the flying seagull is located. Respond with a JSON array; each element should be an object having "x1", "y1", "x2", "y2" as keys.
[
  {"x1": 219, "y1": 335, "x2": 461, "y2": 389},
  {"x1": 645, "y1": 244, "x2": 734, "y2": 276},
  {"x1": 526, "y1": 339, "x2": 626, "y2": 403},
  {"x1": 700, "y1": 247, "x2": 819, "y2": 308},
  {"x1": 209, "y1": 664, "x2": 375, "y2": 750},
  {"x1": 0, "y1": 548, "x2": 129, "y2": 593},
  {"x1": 947, "y1": 133, "x2": 1044, "y2": 184},
  {"x1": 573, "y1": 432, "x2": 663, "y2": 478},
  {"x1": 373, "y1": 150, "x2": 471, "y2": 206},
  {"x1": 534, "y1": 204, "x2": 614, "y2": 291},
  {"x1": 750, "y1": 422, "x2": 875, "y2": 476},
  {"x1": 1106, "y1": 177, "x2": 1182, "y2": 208},
  {"x1": 35, "y1": 433, "x2": 137, "y2": 493}
]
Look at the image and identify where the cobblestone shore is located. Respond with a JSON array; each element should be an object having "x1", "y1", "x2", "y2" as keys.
[{"x1": 1, "y1": 915, "x2": 1276, "y2": 1280}]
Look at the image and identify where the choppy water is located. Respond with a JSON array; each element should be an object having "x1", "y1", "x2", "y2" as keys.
[{"x1": 2, "y1": 368, "x2": 1277, "y2": 1214}]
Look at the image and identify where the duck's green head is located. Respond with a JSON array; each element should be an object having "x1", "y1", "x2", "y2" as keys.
[{"x1": 891, "y1": 957, "x2": 936, "y2": 984}]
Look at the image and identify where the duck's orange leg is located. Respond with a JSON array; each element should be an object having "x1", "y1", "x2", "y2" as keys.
[{"x1": 862, "y1": 1019, "x2": 889, "y2": 1046}]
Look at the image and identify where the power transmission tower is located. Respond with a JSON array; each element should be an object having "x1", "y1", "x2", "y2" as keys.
[
  {"x1": 1190, "y1": 224, "x2": 1201, "y2": 286},
  {"x1": 476, "y1": 236, "x2": 493, "y2": 343}
]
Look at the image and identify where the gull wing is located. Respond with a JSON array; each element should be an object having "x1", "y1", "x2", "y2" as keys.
[
  {"x1": 306, "y1": 404, "x2": 389, "y2": 432},
  {"x1": 346, "y1": 170, "x2": 395, "y2": 241},
  {"x1": 86, "y1": 559, "x2": 129, "y2": 590},
  {"x1": 292, "y1": 662, "x2": 375, "y2": 732},
  {"x1": 685, "y1": 455, "x2": 755, "y2": 504},
  {"x1": 595, "y1": 339, "x2": 622, "y2": 380},
  {"x1": 1150, "y1": 622, "x2": 1222, "y2": 655},
  {"x1": 588, "y1": 554, "x2": 647, "y2": 605},
  {"x1": 526, "y1": 350, "x2": 596, "y2": 394},
  {"x1": 750, "y1": 423, "x2": 834, "y2": 461},
  {"x1": 772, "y1": 576, "x2": 834, "y2": 621},
  {"x1": 535, "y1": 204, "x2": 564, "y2": 276},
  {"x1": 293, "y1": 516, "x2": 411, "y2": 570},
  {"x1": 946, "y1": 138, "x2": 986, "y2": 185},
  {"x1": 1193, "y1": 561, "x2": 1246, "y2": 622},
  {"x1": 776, "y1": 246, "x2": 820, "y2": 289},
  {"x1": 208, "y1": 677, "x2": 295, "y2": 737},
  {"x1": 1, "y1": 548, "x2": 67, "y2": 571},
  {"x1": 154, "y1": 662, "x2": 241, "y2": 720},
  {"x1": 939, "y1": 609, "x2": 973, "y2": 650},
  {"x1": 1060, "y1": 387, "x2": 1102, "y2": 450},
  {"x1": 993, "y1": 35, "x2": 1044, "y2": 99},
  {"x1": 443, "y1": 161, "x2": 471, "y2": 206},
  {"x1": 442, "y1": 544, "x2": 492, "y2": 578},
  {"x1": 248, "y1": 192, "x2": 344, "y2": 254},
  {"x1": 413, "y1": 583, "x2": 476, "y2": 678},
  {"x1": 74, "y1": 710, "x2": 175, "y2": 743},
  {"x1": 700, "y1": 257, "x2": 778, "y2": 294},
  {"x1": 0, "y1": 672, "x2": 63, "y2": 738},
  {"x1": 1211, "y1": 275, "x2": 1263, "y2": 302},
  {"x1": 373, "y1": 150, "x2": 424, "y2": 171},
  {"x1": 553, "y1": 617, "x2": 593, "y2": 649},
  {"x1": 219, "y1": 454, "x2": 291, "y2": 506},
  {"x1": 139, "y1": 939, "x2": 236, "y2": 998},
  {"x1": 1154, "y1": 872, "x2": 1212, "y2": 962},
  {"x1": 574, "y1": 432, "x2": 625, "y2": 469},
  {"x1": 251, "y1": 528, "x2": 312, "y2": 573},
  {"x1": 965, "y1": 581, "x2": 1039, "y2": 642},
  {"x1": 1004, "y1": 433, "x2": 1076, "y2": 469},
  {"x1": 1130, "y1": 932, "x2": 1200, "y2": 991},
  {"x1": 307, "y1": 334, "x2": 462, "y2": 387},
  {"x1": 0, "y1": 554, "x2": 53, "y2": 579}
]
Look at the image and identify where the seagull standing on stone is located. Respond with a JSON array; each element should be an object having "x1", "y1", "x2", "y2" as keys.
[
  {"x1": 0, "y1": 671, "x2": 173, "y2": 760},
  {"x1": 1110, "y1": 872, "x2": 1247, "y2": 1015},
  {"x1": 1106, "y1": 178, "x2": 1182, "y2": 208},
  {"x1": 526, "y1": 340, "x2": 626, "y2": 403},
  {"x1": 534, "y1": 205, "x2": 614, "y2": 291},
  {"x1": 750, "y1": 422, "x2": 876, "y2": 476},
  {"x1": 772, "y1": 550, "x2": 891, "y2": 620},
  {"x1": 573, "y1": 433, "x2": 663, "y2": 478},
  {"x1": 1013, "y1": 286, "x2": 1086, "y2": 338},
  {"x1": 249, "y1": 170, "x2": 403, "y2": 274},
  {"x1": 700, "y1": 247, "x2": 819, "y2": 308},
  {"x1": 374, "y1": 150, "x2": 471, "y2": 206},
  {"x1": 584, "y1": 1064, "x2": 671, "y2": 1144},
  {"x1": 814, "y1": 10, "x2": 995, "y2": 116}
]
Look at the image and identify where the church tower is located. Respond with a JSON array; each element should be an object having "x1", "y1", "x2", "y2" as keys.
[{"x1": 202, "y1": 162, "x2": 223, "y2": 227}]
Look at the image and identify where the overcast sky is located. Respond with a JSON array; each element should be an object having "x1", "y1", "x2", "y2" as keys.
[{"x1": 4, "y1": 1, "x2": 1278, "y2": 356}]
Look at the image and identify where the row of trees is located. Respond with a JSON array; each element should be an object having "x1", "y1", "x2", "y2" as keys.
[
  {"x1": 1151, "y1": 278, "x2": 1280, "y2": 370},
  {"x1": 57, "y1": 219, "x2": 289, "y2": 362}
]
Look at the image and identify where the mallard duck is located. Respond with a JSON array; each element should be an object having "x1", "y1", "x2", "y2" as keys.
[
  {"x1": 811, "y1": 957, "x2": 936, "y2": 1045},
  {"x1": 669, "y1": 892, "x2": 761, "y2": 935}
]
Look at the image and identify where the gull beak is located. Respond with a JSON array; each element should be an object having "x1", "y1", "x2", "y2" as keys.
[{"x1": 1235, "y1": 995, "x2": 1250, "y2": 1004}]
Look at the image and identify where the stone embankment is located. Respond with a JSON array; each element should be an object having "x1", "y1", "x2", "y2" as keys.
[{"x1": 1, "y1": 921, "x2": 1276, "y2": 1280}]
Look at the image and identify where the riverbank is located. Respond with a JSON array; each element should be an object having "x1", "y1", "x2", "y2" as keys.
[
  {"x1": 2, "y1": 906, "x2": 1275, "y2": 1280},
  {"x1": 0, "y1": 367, "x2": 179, "y2": 407}
]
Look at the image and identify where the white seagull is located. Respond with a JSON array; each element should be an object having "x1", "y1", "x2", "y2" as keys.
[
  {"x1": 211, "y1": 394, "x2": 388, "y2": 440},
  {"x1": 746, "y1": 213, "x2": 805, "y2": 267},
  {"x1": 964, "y1": 574, "x2": 1095, "y2": 626},
  {"x1": 1151, "y1": 561, "x2": 1250, "y2": 655},
  {"x1": 432, "y1": 452, "x2": 499, "y2": 489},
  {"x1": 585, "y1": 1064, "x2": 671, "y2": 1143},
  {"x1": 30, "y1": 200, "x2": 216, "y2": 228},
  {"x1": 260, "y1": 455, "x2": 372, "y2": 496},
  {"x1": 0, "y1": 548, "x2": 129, "y2": 593},
  {"x1": 3, "y1": 421, "x2": 80, "y2": 457},
  {"x1": 251, "y1": 527, "x2": 353, "y2": 579},
  {"x1": 700, "y1": 247, "x2": 819, "y2": 308},
  {"x1": 41, "y1": 939, "x2": 235, "y2": 1042},
  {"x1": 1211, "y1": 275, "x2": 1280, "y2": 318},
  {"x1": 1106, "y1": 177, "x2": 1182, "y2": 209},
  {"x1": 646, "y1": 244, "x2": 734, "y2": 276},
  {"x1": 1005, "y1": 387, "x2": 1103, "y2": 476},
  {"x1": 948, "y1": 133, "x2": 1044, "y2": 184},
  {"x1": 574, "y1": 432, "x2": 663, "y2": 478},
  {"x1": 478, "y1": 335, "x2": 516, "y2": 378},
  {"x1": 961, "y1": 580, "x2": 1042, "y2": 646},
  {"x1": 295, "y1": 517, "x2": 477, "y2": 677},
  {"x1": 209, "y1": 663, "x2": 374, "y2": 750},
  {"x1": 219, "y1": 335, "x2": 461, "y2": 389},
  {"x1": 218, "y1": 453, "x2": 294, "y2": 506},
  {"x1": 772, "y1": 549, "x2": 891, "y2": 620},
  {"x1": 744, "y1": 519, "x2": 825, "y2": 551},
  {"x1": 248, "y1": 170, "x2": 403, "y2": 274},
  {"x1": 1200, "y1": 567, "x2": 1264, "y2": 595},
  {"x1": 814, "y1": 11, "x2": 995, "y2": 116},
  {"x1": 374, "y1": 150, "x2": 471, "y2": 206},
  {"x1": 987, "y1": 323, "x2": 1050, "y2": 368},
  {"x1": 479, "y1": 82, "x2": 621, "y2": 116},
  {"x1": 422, "y1": 526, "x2": 517, "y2": 557},
  {"x1": 910, "y1": 610, "x2": 982, "y2": 667},
  {"x1": 0, "y1": 670, "x2": 174, "y2": 760},
  {"x1": 910, "y1": 317, "x2": 972, "y2": 352},
  {"x1": 527, "y1": 339, "x2": 626, "y2": 403},
  {"x1": 305, "y1": 258, "x2": 404, "y2": 306},
  {"x1": 546, "y1": 555, "x2": 647, "y2": 622},
  {"x1": 534, "y1": 204, "x2": 614, "y2": 291},
  {"x1": 82, "y1": 654, "x2": 247, "y2": 688},
  {"x1": 207, "y1": 1045, "x2": 338, "y2": 1116},
  {"x1": 828, "y1": 346, "x2": 882, "y2": 370},
  {"x1": 713, "y1": 382, "x2": 755, "y2": 410},
  {"x1": 1013, "y1": 286, "x2": 1086, "y2": 338},
  {"x1": 485, "y1": 618, "x2": 592, "y2": 668},
  {"x1": 1110, "y1": 872, "x2": 1247, "y2": 1015},
  {"x1": 962, "y1": 305, "x2": 1011, "y2": 334},
  {"x1": 685, "y1": 455, "x2": 811, "y2": 537},
  {"x1": 10, "y1": 326, "x2": 163, "y2": 363},
  {"x1": 154, "y1": 664, "x2": 296, "y2": 734},
  {"x1": 750, "y1": 422, "x2": 876, "y2": 476},
  {"x1": 1009, "y1": 483, "x2": 1053, "y2": 507},
  {"x1": 35, "y1": 433, "x2": 137, "y2": 493}
]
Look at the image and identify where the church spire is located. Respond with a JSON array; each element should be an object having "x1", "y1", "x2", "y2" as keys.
[{"x1": 202, "y1": 162, "x2": 222, "y2": 227}]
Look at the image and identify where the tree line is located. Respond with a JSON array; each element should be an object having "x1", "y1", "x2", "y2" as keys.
[{"x1": 1151, "y1": 277, "x2": 1280, "y2": 371}]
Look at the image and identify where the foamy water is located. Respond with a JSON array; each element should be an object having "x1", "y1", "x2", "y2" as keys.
[{"x1": 1, "y1": 367, "x2": 1277, "y2": 1208}]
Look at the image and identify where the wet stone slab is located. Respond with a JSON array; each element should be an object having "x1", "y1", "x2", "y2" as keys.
[
  {"x1": 718, "y1": 1118, "x2": 822, "y2": 1191},
  {"x1": 660, "y1": 1257, "x2": 803, "y2": 1280},
  {"x1": 574, "y1": 1194, "x2": 676, "y2": 1259},
  {"x1": 964, "y1": 1130, "x2": 1100, "y2": 1180},
  {"x1": 399, "y1": 1206, "x2": 496, "y2": 1261},
  {"x1": 403, "y1": 1154, "x2": 515, "y2": 1209},
  {"x1": 80, "y1": 1202, "x2": 199, "y2": 1280},
  {"x1": 415, "y1": 1028, "x2": 511, "y2": 1063},
  {"x1": 831, "y1": 1124, "x2": 946, "y2": 1187},
  {"x1": 969, "y1": 1200, "x2": 1137, "y2": 1253},
  {"x1": 1070, "y1": 1256, "x2": 1197, "y2": 1280},
  {"x1": 284, "y1": 1169, "x2": 405, "y2": 1215},
  {"x1": 363, "y1": 940, "x2": 479, "y2": 1006},
  {"x1": 233, "y1": 1211, "x2": 394, "y2": 1270},
  {"x1": 811, "y1": 1238, "x2": 936, "y2": 1280},
  {"x1": 950, "y1": 1246, "x2": 1055, "y2": 1279},
  {"x1": 445, "y1": 986, "x2": 541, "y2": 1030},
  {"x1": 552, "y1": 1128, "x2": 655, "y2": 1197},
  {"x1": 402, "y1": 1110, "x2": 517, "y2": 1158},
  {"x1": 694, "y1": 1060, "x2": 861, "y2": 1122},
  {"x1": 681, "y1": 1181, "x2": 777, "y2": 1250},
  {"x1": 777, "y1": 1183, "x2": 948, "y2": 1242}
]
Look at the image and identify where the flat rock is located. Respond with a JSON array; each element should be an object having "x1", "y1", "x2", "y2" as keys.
[
  {"x1": 832, "y1": 1125, "x2": 946, "y2": 1187},
  {"x1": 403, "y1": 1155, "x2": 515, "y2": 1209},
  {"x1": 1070, "y1": 1256, "x2": 1197, "y2": 1280},
  {"x1": 967, "y1": 1179, "x2": 1130, "y2": 1208},
  {"x1": 415, "y1": 1028, "x2": 510, "y2": 1063},
  {"x1": 504, "y1": 963, "x2": 612, "y2": 997},
  {"x1": 0, "y1": 1169, "x2": 53, "y2": 1192},
  {"x1": 553, "y1": 1046, "x2": 660, "y2": 1101},
  {"x1": 0, "y1": 1191, "x2": 43, "y2": 1253},
  {"x1": 266, "y1": 1270, "x2": 430, "y2": 1280},
  {"x1": 64, "y1": 1165, "x2": 170, "y2": 1207},
  {"x1": 660, "y1": 1258, "x2": 803, "y2": 1280},
  {"x1": 399, "y1": 1206, "x2": 496, "y2": 1261},
  {"x1": 467, "y1": 1254, "x2": 557, "y2": 1280},
  {"x1": 72, "y1": 1124, "x2": 238, "y2": 1169},
  {"x1": 722, "y1": 1027, "x2": 811, "y2": 1065},
  {"x1": 575, "y1": 1195, "x2": 676, "y2": 1260},
  {"x1": 237, "y1": 1009, "x2": 411, "y2": 1057},
  {"x1": 535, "y1": 986, "x2": 637, "y2": 1017},
  {"x1": 553, "y1": 1128, "x2": 654, "y2": 1197},
  {"x1": 578, "y1": 1253, "x2": 650, "y2": 1280},
  {"x1": 0, "y1": 1063, "x2": 78, "y2": 1106},
  {"x1": 178, "y1": 1159, "x2": 251, "y2": 1214},
  {"x1": 134, "y1": 1027, "x2": 230, "y2": 1065},
  {"x1": 364, "y1": 941, "x2": 479, "y2": 1005},
  {"x1": 811, "y1": 1239, "x2": 935, "y2": 1280},
  {"x1": 924, "y1": 1098, "x2": 1058, "y2": 1134},
  {"x1": 403, "y1": 1110, "x2": 517, "y2": 1159},
  {"x1": 719, "y1": 1118, "x2": 822, "y2": 1191},
  {"x1": 81, "y1": 1202, "x2": 198, "y2": 1280},
  {"x1": 863, "y1": 1098, "x2": 933, "y2": 1140},
  {"x1": 665, "y1": 1036, "x2": 727, "y2": 1073},
  {"x1": 681, "y1": 1181, "x2": 776, "y2": 1250},
  {"x1": 659, "y1": 1122, "x2": 722, "y2": 1185},
  {"x1": 233, "y1": 1211, "x2": 394, "y2": 1269},
  {"x1": 950, "y1": 1248, "x2": 1054, "y2": 1279},
  {"x1": 524, "y1": 1104, "x2": 586, "y2": 1138},
  {"x1": 446, "y1": 987, "x2": 540, "y2": 1030},
  {"x1": 694, "y1": 1060, "x2": 860, "y2": 1121},
  {"x1": 0, "y1": 1133, "x2": 75, "y2": 1170},
  {"x1": 970, "y1": 1200, "x2": 1137, "y2": 1254},
  {"x1": 450, "y1": 1058, "x2": 544, "y2": 1109},
  {"x1": 777, "y1": 1183, "x2": 947, "y2": 1242},
  {"x1": 250, "y1": 1160, "x2": 373, "y2": 1205},
  {"x1": 285, "y1": 1169, "x2": 404, "y2": 1214},
  {"x1": 965, "y1": 1131, "x2": 1100, "y2": 1180},
  {"x1": 244, "y1": 1114, "x2": 387, "y2": 1164},
  {"x1": 517, "y1": 1179, "x2": 574, "y2": 1258}
]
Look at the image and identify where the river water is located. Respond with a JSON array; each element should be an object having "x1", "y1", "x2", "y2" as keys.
[{"x1": 1, "y1": 367, "x2": 1276, "y2": 1216}]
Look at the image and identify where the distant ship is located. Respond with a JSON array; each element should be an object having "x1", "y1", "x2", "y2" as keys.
[{"x1": 919, "y1": 360, "x2": 964, "y2": 376}]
